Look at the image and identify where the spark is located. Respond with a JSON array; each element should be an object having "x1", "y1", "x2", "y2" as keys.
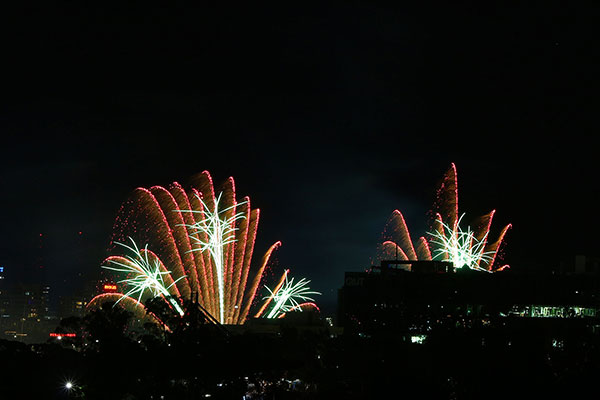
[
  {"x1": 101, "y1": 237, "x2": 186, "y2": 316},
  {"x1": 263, "y1": 275, "x2": 321, "y2": 319},
  {"x1": 428, "y1": 213, "x2": 494, "y2": 272},
  {"x1": 179, "y1": 192, "x2": 247, "y2": 324}
]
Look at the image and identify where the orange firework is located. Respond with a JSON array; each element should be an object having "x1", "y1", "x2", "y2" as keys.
[
  {"x1": 379, "y1": 163, "x2": 511, "y2": 272},
  {"x1": 88, "y1": 171, "x2": 281, "y2": 324}
]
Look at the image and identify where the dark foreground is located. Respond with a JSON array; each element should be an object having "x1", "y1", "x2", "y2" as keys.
[{"x1": 1, "y1": 308, "x2": 599, "y2": 399}]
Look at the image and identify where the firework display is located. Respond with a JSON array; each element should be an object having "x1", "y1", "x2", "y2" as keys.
[
  {"x1": 179, "y1": 192, "x2": 247, "y2": 323},
  {"x1": 429, "y1": 213, "x2": 495, "y2": 272},
  {"x1": 255, "y1": 269, "x2": 321, "y2": 319},
  {"x1": 380, "y1": 164, "x2": 511, "y2": 272},
  {"x1": 100, "y1": 238, "x2": 186, "y2": 315},
  {"x1": 88, "y1": 171, "x2": 282, "y2": 324}
]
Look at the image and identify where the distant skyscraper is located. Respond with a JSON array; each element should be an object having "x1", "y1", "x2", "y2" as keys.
[
  {"x1": 0, "y1": 266, "x2": 8, "y2": 328},
  {"x1": 58, "y1": 295, "x2": 86, "y2": 319}
]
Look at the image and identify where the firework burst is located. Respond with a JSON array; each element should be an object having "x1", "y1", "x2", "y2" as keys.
[
  {"x1": 179, "y1": 193, "x2": 247, "y2": 323},
  {"x1": 257, "y1": 270, "x2": 321, "y2": 319},
  {"x1": 429, "y1": 213, "x2": 495, "y2": 272},
  {"x1": 101, "y1": 237, "x2": 186, "y2": 315},
  {"x1": 379, "y1": 164, "x2": 511, "y2": 272},
  {"x1": 88, "y1": 171, "x2": 282, "y2": 324}
]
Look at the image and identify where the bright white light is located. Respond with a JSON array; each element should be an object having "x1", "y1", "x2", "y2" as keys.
[
  {"x1": 411, "y1": 335, "x2": 427, "y2": 344},
  {"x1": 65, "y1": 382, "x2": 73, "y2": 389},
  {"x1": 429, "y1": 213, "x2": 494, "y2": 272},
  {"x1": 102, "y1": 237, "x2": 186, "y2": 316},
  {"x1": 180, "y1": 192, "x2": 246, "y2": 324}
]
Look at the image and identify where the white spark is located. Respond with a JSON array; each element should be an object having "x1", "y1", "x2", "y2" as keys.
[
  {"x1": 429, "y1": 213, "x2": 494, "y2": 272},
  {"x1": 102, "y1": 237, "x2": 185, "y2": 316},
  {"x1": 264, "y1": 275, "x2": 321, "y2": 319},
  {"x1": 180, "y1": 192, "x2": 246, "y2": 324}
]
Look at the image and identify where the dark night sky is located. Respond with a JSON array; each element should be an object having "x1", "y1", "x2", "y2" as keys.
[{"x1": 1, "y1": 3, "x2": 599, "y2": 313}]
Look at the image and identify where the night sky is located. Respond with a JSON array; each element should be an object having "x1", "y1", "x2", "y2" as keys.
[{"x1": 1, "y1": 3, "x2": 599, "y2": 313}]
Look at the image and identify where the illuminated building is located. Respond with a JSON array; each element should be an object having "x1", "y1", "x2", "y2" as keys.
[
  {"x1": 18, "y1": 284, "x2": 52, "y2": 320},
  {"x1": 338, "y1": 259, "x2": 600, "y2": 345},
  {"x1": 0, "y1": 266, "x2": 8, "y2": 328},
  {"x1": 58, "y1": 296, "x2": 87, "y2": 319},
  {"x1": 0, "y1": 283, "x2": 54, "y2": 342}
]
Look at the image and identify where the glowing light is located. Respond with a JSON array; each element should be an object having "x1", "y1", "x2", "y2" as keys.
[
  {"x1": 101, "y1": 237, "x2": 186, "y2": 316},
  {"x1": 65, "y1": 382, "x2": 73, "y2": 389},
  {"x1": 179, "y1": 192, "x2": 246, "y2": 324},
  {"x1": 428, "y1": 213, "x2": 494, "y2": 272},
  {"x1": 411, "y1": 335, "x2": 427, "y2": 344},
  {"x1": 50, "y1": 333, "x2": 76, "y2": 338},
  {"x1": 103, "y1": 284, "x2": 117, "y2": 292},
  {"x1": 262, "y1": 274, "x2": 321, "y2": 319}
]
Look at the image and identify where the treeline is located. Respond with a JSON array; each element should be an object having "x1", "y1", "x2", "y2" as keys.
[{"x1": 1, "y1": 304, "x2": 599, "y2": 399}]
